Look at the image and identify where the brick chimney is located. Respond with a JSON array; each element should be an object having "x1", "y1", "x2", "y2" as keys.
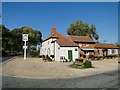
[
  {"x1": 51, "y1": 26, "x2": 56, "y2": 34},
  {"x1": 86, "y1": 33, "x2": 90, "y2": 37}
]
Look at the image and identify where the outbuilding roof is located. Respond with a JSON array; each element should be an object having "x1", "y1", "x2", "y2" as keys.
[
  {"x1": 95, "y1": 43, "x2": 119, "y2": 49},
  {"x1": 67, "y1": 35, "x2": 95, "y2": 43}
]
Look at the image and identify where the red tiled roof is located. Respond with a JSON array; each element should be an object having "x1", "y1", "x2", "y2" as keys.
[
  {"x1": 67, "y1": 35, "x2": 95, "y2": 43},
  {"x1": 42, "y1": 33, "x2": 58, "y2": 42},
  {"x1": 80, "y1": 45, "x2": 95, "y2": 49},
  {"x1": 95, "y1": 43, "x2": 119, "y2": 49},
  {"x1": 43, "y1": 30, "x2": 79, "y2": 47}
]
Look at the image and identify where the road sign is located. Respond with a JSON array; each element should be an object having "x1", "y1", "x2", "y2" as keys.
[{"x1": 22, "y1": 34, "x2": 28, "y2": 41}]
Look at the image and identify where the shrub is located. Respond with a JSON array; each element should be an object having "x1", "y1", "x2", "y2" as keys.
[
  {"x1": 74, "y1": 62, "x2": 84, "y2": 67},
  {"x1": 29, "y1": 50, "x2": 39, "y2": 57},
  {"x1": 83, "y1": 60, "x2": 92, "y2": 68},
  {"x1": 101, "y1": 56, "x2": 106, "y2": 59},
  {"x1": 96, "y1": 56, "x2": 101, "y2": 60},
  {"x1": 89, "y1": 55, "x2": 95, "y2": 60}
]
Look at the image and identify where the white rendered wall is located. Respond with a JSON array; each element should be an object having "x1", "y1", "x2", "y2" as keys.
[
  {"x1": 40, "y1": 38, "x2": 56, "y2": 56},
  {"x1": 54, "y1": 42, "x2": 60, "y2": 61},
  {"x1": 54, "y1": 42, "x2": 79, "y2": 62},
  {"x1": 40, "y1": 38, "x2": 79, "y2": 62}
]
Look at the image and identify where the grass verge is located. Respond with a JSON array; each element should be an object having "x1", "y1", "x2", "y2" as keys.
[{"x1": 69, "y1": 64, "x2": 94, "y2": 69}]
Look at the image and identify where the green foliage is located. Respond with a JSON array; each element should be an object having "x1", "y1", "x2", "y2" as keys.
[
  {"x1": 69, "y1": 64, "x2": 87, "y2": 69},
  {"x1": 29, "y1": 50, "x2": 40, "y2": 57},
  {"x1": 1, "y1": 24, "x2": 42, "y2": 55},
  {"x1": 28, "y1": 46, "x2": 40, "y2": 57},
  {"x1": 83, "y1": 60, "x2": 92, "y2": 68},
  {"x1": 74, "y1": 62, "x2": 84, "y2": 66},
  {"x1": 89, "y1": 55, "x2": 95, "y2": 60},
  {"x1": 70, "y1": 60, "x2": 93, "y2": 69},
  {"x1": 115, "y1": 42, "x2": 120, "y2": 47},
  {"x1": 1, "y1": 24, "x2": 12, "y2": 52},
  {"x1": 67, "y1": 20, "x2": 99, "y2": 40}
]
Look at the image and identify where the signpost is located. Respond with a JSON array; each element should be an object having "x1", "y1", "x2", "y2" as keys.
[{"x1": 22, "y1": 34, "x2": 28, "y2": 60}]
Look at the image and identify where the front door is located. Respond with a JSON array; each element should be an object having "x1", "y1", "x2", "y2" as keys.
[{"x1": 68, "y1": 50, "x2": 73, "y2": 61}]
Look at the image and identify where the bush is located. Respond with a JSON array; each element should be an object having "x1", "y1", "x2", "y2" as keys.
[
  {"x1": 89, "y1": 55, "x2": 95, "y2": 60},
  {"x1": 29, "y1": 51, "x2": 39, "y2": 57},
  {"x1": 71, "y1": 60, "x2": 92, "y2": 69},
  {"x1": 74, "y1": 62, "x2": 84, "y2": 66},
  {"x1": 2, "y1": 50, "x2": 8, "y2": 56},
  {"x1": 101, "y1": 56, "x2": 106, "y2": 59},
  {"x1": 83, "y1": 60, "x2": 92, "y2": 68}
]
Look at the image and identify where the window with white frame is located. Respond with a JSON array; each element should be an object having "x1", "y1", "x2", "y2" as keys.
[
  {"x1": 84, "y1": 51, "x2": 89, "y2": 55},
  {"x1": 114, "y1": 49, "x2": 118, "y2": 54},
  {"x1": 79, "y1": 43, "x2": 82, "y2": 47},
  {"x1": 84, "y1": 43, "x2": 89, "y2": 47},
  {"x1": 108, "y1": 49, "x2": 112, "y2": 55}
]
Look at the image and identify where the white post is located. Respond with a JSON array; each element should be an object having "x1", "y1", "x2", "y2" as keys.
[
  {"x1": 24, "y1": 41, "x2": 27, "y2": 60},
  {"x1": 22, "y1": 34, "x2": 28, "y2": 60}
]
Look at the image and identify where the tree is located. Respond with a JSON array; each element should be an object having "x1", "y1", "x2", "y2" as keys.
[
  {"x1": 115, "y1": 42, "x2": 120, "y2": 47},
  {"x1": 1, "y1": 24, "x2": 42, "y2": 55},
  {"x1": 67, "y1": 20, "x2": 99, "y2": 41},
  {"x1": 11, "y1": 26, "x2": 42, "y2": 54},
  {"x1": 1, "y1": 24, "x2": 12, "y2": 53}
]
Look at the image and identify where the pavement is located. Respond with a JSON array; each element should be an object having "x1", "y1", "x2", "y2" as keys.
[
  {"x1": 1, "y1": 57, "x2": 119, "y2": 88},
  {"x1": 2, "y1": 70, "x2": 119, "y2": 88},
  {"x1": 2, "y1": 57, "x2": 118, "y2": 78}
]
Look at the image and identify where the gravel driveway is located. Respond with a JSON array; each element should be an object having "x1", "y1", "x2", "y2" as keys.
[{"x1": 1, "y1": 57, "x2": 118, "y2": 78}]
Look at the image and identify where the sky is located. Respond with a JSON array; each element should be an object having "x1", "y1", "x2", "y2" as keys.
[{"x1": 2, "y1": 2, "x2": 118, "y2": 43}]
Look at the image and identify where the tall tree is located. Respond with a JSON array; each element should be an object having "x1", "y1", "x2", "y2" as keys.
[
  {"x1": 1, "y1": 24, "x2": 42, "y2": 55},
  {"x1": 11, "y1": 26, "x2": 42, "y2": 53},
  {"x1": 1, "y1": 24, "x2": 12, "y2": 52},
  {"x1": 115, "y1": 42, "x2": 120, "y2": 47},
  {"x1": 67, "y1": 20, "x2": 99, "y2": 40}
]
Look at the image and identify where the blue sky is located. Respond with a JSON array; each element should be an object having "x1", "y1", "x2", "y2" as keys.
[{"x1": 2, "y1": 2, "x2": 118, "y2": 43}]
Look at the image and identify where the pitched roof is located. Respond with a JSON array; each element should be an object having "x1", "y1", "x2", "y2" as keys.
[
  {"x1": 95, "y1": 43, "x2": 119, "y2": 49},
  {"x1": 42, "y1": 32, "x2": 58, "y2": 42},
  {"x1": 67, "y1": 35, "x2": 95, "y2": 43},
  {"x1": 43, "y1": 29, "x2": 79, "y2": 47}
]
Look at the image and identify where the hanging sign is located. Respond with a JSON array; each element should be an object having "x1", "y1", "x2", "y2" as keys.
[{"x1": 22, "y1": 34, "x2": 28, "y2": 41}]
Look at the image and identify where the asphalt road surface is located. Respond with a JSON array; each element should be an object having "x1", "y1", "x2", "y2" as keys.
[
  {"x1": 1, "y1": 54, "x2": 18, "y2": 63},
  {"x1": 1, "y1": 56, "x2": 15, "y2": 63},
  {"x1": 2, "y1": 70, "x2": 119, "y2": 88}
]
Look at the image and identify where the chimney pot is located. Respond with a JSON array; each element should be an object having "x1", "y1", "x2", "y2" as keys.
[
  {"x1": 86, "y1": 33, "x2": 89, "y2": 37},
  {"x1": 51, "y1": 26, "x2": 56, "y2": 33}
]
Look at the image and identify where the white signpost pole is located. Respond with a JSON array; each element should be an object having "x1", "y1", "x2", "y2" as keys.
[
  {"x1": 22, "y1": 34, "x2": 28, "y2": 60},
  {"x1": 24, "y1": 41, "x2": 27, "y2": 60}
]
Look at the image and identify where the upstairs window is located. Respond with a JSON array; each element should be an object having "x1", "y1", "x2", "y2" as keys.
[
  {"x1": 84, "y1": 43, "x2": 89, "y2": 47},
  {"x1": 79, "y1": 43, "x2": 82, "y2": 47},
  {"x1": 75, "y1": 48, "x2": 78, "y2": 51},
  {"x1": 51, "y1": 41, "x2": 55, "y2": 43}
]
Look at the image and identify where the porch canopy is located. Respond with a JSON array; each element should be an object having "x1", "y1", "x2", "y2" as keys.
[{"x1": 81, "y1": 48, "x2": 95, "y2": 51}]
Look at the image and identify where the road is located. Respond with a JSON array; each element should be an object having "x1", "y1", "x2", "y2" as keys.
[
  {"x1": 2, "y1": 70, "x2": 119, "y2": 88},
  {"x1": 1, "y1": 54, "x2": 18, "y2": 63}
]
